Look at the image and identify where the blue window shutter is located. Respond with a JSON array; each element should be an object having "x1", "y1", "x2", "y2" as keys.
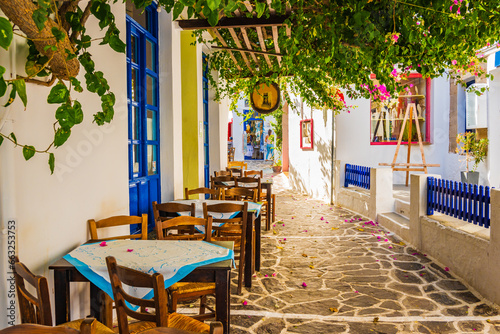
[{"x1": 495, "y1": 51, "x2": 500, "y2": 67}]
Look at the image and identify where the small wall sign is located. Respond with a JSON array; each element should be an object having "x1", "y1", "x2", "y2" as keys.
[
  {"x1": 300, "y1": 119, "x2": 314, "y2": 150},
  {"x1": 250, "y1": 82, "x2": 280, "y2": 114}
]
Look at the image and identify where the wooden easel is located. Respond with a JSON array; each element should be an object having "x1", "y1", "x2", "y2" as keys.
[{"x1": 379, "y1": 102, "x2": 439, "y2": 186}]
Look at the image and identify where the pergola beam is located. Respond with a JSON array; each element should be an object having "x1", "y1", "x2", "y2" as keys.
[
  {"x1": 177, "y1": 16, "x2": 289, "y2": 30},
  {"x1": 212, "y1": 46, "x2": 283, "y2": 57}
]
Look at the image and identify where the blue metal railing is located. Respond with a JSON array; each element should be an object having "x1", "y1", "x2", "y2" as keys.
[
  {"x1": 427, "y1": 177, "x2": 491, "y2": 228},
  {"x1": 344, "y1": 164, "x2": 371, "y2": 190}
]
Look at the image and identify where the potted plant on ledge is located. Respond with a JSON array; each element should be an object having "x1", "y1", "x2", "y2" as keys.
[{"x1": 456, "y1": 132, "x2": 489, "y2": 184}]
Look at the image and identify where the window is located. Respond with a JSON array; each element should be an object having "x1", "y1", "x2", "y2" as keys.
[{"x1": 370, "y1": 74, "x2": 431, "y2": 145}]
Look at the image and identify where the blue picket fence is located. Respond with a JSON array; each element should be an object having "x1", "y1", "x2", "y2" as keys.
[
  {"x1": 427, "y1": 177, "x2": 491, "y2": 228},
  {"x1": 344, "y1": 164, "x2": 371, "y2": 190}
]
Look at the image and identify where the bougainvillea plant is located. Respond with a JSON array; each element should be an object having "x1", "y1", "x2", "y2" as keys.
[{"x1": 0, "y1": 0, "x2": 498, "y2": 172}]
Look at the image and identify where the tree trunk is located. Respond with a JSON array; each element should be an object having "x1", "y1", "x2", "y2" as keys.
[{"x1": 0, "y1": 0, "x2": 80, "y2": 80}]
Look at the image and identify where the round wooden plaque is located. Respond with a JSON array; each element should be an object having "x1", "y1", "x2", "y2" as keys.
[{"x1": 250, "y1": 82, "x2": 280, "y2": 114}]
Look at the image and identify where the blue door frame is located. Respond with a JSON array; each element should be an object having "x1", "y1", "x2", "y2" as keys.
[
  {"x1": 203, "y1": 54, "x2": 210, "y2": 190},
  {"x1": 127, "y1": 6, "x2": 160, "y2": 232}
]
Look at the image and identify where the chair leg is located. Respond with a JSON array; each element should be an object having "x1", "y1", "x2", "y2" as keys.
[
  {"x1": 199, "y1": 295, "x2": 206, "y2": 315},
  {"x1": 237, "y1": 254, "x2": 244, "y2": 295},
  {"x1": 169, "y1": 292, "x2": 178, "y2": 314},
  {"x1": 272, "y1": 194, "x2": 276, "y2": 223}
]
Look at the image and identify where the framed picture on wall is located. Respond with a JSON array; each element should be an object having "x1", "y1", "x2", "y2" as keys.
[{"x1": 300, "y1": 119, "x2": 313, "y2": 150}]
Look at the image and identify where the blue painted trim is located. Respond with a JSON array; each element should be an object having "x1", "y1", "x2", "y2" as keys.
[
  {"x1": 495, "y1": 51, "x2": 500, "y2": 68},
  {"x1": 203, "y1": 53, "x2": 210, "y2": 191},
  {"x1": 344, "y1": 163, "x2": 371, "y2": 190}
]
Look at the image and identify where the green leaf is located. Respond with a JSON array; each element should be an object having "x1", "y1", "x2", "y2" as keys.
[
  {"x1": 4, "y1": 84, "x2": 16, "y2": 107},
  {"x1": 47, "y1": 82, "x2": 69, "y2": 104},
  {"x1": 256, "y1": 2, "x2": 266, "y2": 18},
  {"x1": 54, "y1": 128, "x2": 71, "y2": 147},
  {"x1": 22, "y1": 145, "x2": 36, "y2": 161},
  {"x1": 0, "y1": 78, "x2": 6, "y2": 98},
  {"x1": 207, "y1": 9, "x2": 219, "y2": 27},
  {"x1": 72, "y1": 101, "x2": 84, "y2": 125},
  {"x1": 0, "y1": 17, "x2": 13, "y2": 51},
  {"x1": 32, "y1": 9, "x2": 48, "y2": 31},
  {"x1": 48, "y1": 153, "x2": 55, "y2": 174},
  {"x1": 206, "y1": 0, "x2": 221, "y2": 11},
  {"x1": 0, "y1": 136, "x2": 3, "y2": 146},
  {"x1": 172, "y1": 1, "x2": 184, "y2": 20},
  {"x1": 109, "y1": 35, "x2": 126, "y2": 53},
  {"x1": 9, "y1": 132, "x2": 17, "y2": 145},
  {"x1": 51, "y1": 27, "x2": 66, "y2": 42},
  {"x1": 12, "y1": 79, "x2": 27, "y2": 108},
  {"x1": 70, "y1": 77, "x2": 84, "y2": 93},
  {"x1": 187, "y1": 6, "x2": 195, "y2": 18}
]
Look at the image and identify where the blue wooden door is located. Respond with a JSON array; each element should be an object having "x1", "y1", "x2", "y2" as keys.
[
  {"x1": 202, "y1": 54, "x2": 210, "y2": 189},
  {"x1": 127, "y1": 6, "x2": 160, "y2": 232}
]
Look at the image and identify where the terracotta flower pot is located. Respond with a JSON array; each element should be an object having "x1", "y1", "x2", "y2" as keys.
[{"x1": 272, "y1": 165, "x2": 282, "y2": 173}]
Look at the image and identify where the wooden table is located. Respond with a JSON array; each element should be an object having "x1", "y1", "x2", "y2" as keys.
[
  {"x1": 171, "y1": 199, "x2": 262, "y2": 286},
  {"x1": 49, "y1": 241, "x2": 233, "y2": 334}
]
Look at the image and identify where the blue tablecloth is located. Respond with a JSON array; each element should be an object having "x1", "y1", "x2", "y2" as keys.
[{"x1": 63, "y1": 240, "x2": 234, "y2": 302}]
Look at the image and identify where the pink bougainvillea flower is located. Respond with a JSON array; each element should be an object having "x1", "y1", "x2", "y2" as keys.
[
  {"x1": 384, "y1": 239, "x2": 388, "y2": 242},
  {"x1": 376, "y1": 259, "x2": 380, "y2": 262},
  {"x1": 303, "y1": 230, "x2": 308, "y2": 232},
  {"x1": 127, "y1": 249, "x2": 133, "y2": 252},
  {"x1": 302, "y1": 282, "x2": 307, "y2": 288},
  {"x1": 445, "y1": 267, "x2": 450, "y2": 271},
  {"x1": 265, "y1": 274, "x2": 268, "y2": 277},
  {"x1": 326, "y1": 221, "x2": 329, "y2": 224},
  {"x1": 388, "y1": 246, "x2": 393, "y2": 249},
  {"x1": 320, "y1": 217, "x2": 324, "y2": 220},
  {"x1": 99, "y1": 241, "x2": 107, "y2": 247},
  {"x1": 284, "y1": 238, "x2": 287, "y2": 241},
  {"x1": 392, "y1": 34, "x2": 399, "y2": 42},
  {"x1": 242, "y1": 301, "x2": 248, "y2": 306},
  {"x1": 422, "y1": 266, "x2": 425, "y2": 269},
  {"x1": 345, "y1": 220, "x2": 348, "y2": 222},
  {"x1": 272, "y1": 273, "x2": 277, "y2": 277},
  {"x1": 354, "y1": 290, "x2": 359, "y2": 293},
  {"x1": 451, "y1": 60, "x2": 457, "y2": 65},
  {"x1": 291, "y1": 217, "x2": 294, "y2": 219}
]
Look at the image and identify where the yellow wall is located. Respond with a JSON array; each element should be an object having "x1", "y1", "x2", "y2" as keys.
[{"x1": 181, "y1": 31, "x2": 199, "y2": 190}]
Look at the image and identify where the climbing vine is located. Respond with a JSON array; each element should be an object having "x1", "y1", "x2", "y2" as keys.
[{"x1": 0, "y1": 0, "x2": 498, "y2": 173}]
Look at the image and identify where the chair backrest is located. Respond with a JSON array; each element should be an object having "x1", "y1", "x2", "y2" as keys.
[
  {"x1": 222, "y1": 187, "x2": 257, "y2": 202},
  {"x1": 211, "y1": 175, "x2": 235, "y2": 192},
  {"x1": 106, "y1": 256, "x2": 168, "y2": 334},
  {"x1": 152, "y1": 202, "x2": 196, "y2": 238},
  {"x1": 184, "y1": 187, "x2": 219, "y2": 200},
  {"x1": 13, "y1": 258, "x2": 52, "y2": 326},
  {"x1": 214, "y1": 170, "x2": 232, "y2": 177},
  {"x1": 244, "y1": 170, "x2": 263, "y2": 178},
  {"x1": 88, "y1": 215, "x2": 147, "y2": 241},
  {"x1": 202, "y1": 202, "x2": 248, "y2": 247},
  {"x1": 156, "y1": 216, "x2": 213, "y2": 241},
  {"x1": 235, "y1": 177, "x2": 261, "y2": 196},
  {"x1": 227, "y1": 161, "x2": 247, "y2": 170},
  {"x1": 226, "y1": 167, "x2": 242, "y2": 177}
]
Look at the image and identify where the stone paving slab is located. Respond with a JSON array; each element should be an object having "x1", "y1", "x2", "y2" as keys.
[{"x1": 181, "y1": 161, "x2": 500, "y2": 333}]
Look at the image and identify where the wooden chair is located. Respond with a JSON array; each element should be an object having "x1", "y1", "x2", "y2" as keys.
[
  {"x1": 152, "y1": 202, "x2": 196, "y2": 238},
  {"x1": 222, "y1": 187, "x2": 257, "y2": 202},
  {"x1": 159, "y1": 216, "x2": 216, "y2": 320},
  {"x1": 225, "y1": 167, "x2": 242, "y2": 177},
  {"x1": 203, "y1": 202, "x2": 248, "y2": 295},
  {"x1": 184, "y1": 187, "x2": 219, "y2": 200},
  {"x1": 13, "y1": 258, "x2": 114, "y2": 333},
  {"x1": 236, "y1": 176, "x2": 271, "y2": 228},
  {"x1": 227, "y1": 161, "x2": 247, "y2": 170},
  {"x1": 88, "y1": 215, "x2": 148, "y2": 241},
  {"x1": 214, "y1": 170, "x2": 232, "y2": 177},
  {"x1": 244, "y1": 170, "x2": 263, "y2": 178},
  {"x1": 105, "y1": 256, "x2": 223, "y2": 334},
  {"x1": 210, "y1": 175, "x2": 235, "y2": 195},
  {"x1": 0, "y1": 318, "x2": 98, "y2": 334}
]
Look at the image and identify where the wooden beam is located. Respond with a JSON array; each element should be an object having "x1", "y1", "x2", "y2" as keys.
[
  {"x1": 272, "y1": 25, "x2": 281, "y2": 66},
  {"x1": 209, "y1": 28, "x2": 242, "y2": 71},
  {"x1": 229, "y1": 28, "x2": 253, "y2": 73},
  {"x1": 177, "y1": 16, "x2": 289, "y2": 30},
  {"x1": 212, "y1": 46, "x2": 283, "y2": 57},
  {"x1": 256, "y1": 27, "x2": 273, "y2": 67},
  {"x1": 240, "y1": 28, "x2": 259, "y2": 64}
]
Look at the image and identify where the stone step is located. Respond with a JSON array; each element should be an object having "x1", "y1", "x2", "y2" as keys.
[
  {"x1": 394, "y1": 198, "x2": 410, "y2": 219},
  {"x1": 378, "y1": 212, "x2": 410, "y2": 242}
]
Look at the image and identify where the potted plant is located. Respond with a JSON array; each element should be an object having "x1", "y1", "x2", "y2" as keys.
[
  {"x1": 272, "y1": 158, "x2": 282, "y2": 173},
  {"x1": 455, "y1": 132, "x2": 489, "y2": 184}
]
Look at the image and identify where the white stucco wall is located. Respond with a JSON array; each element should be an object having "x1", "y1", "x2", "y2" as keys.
[
  {"x1": 287, "y1": 97, "x2": 333, "y2": 202},
  {"x1": 0, "y1": 2, "x2": 129, "y2": 326}
]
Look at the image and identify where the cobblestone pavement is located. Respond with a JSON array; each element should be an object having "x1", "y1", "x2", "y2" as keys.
[{"x1": 188, "y1": 161, "x2": 500, "y2": 333}]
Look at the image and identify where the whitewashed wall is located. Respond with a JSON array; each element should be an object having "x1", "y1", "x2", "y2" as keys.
[{"x1": 287, "y1": 96, "x2": 333, "y2": 202}]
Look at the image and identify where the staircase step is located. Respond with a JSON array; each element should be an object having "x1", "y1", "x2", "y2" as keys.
[
  {"x1": 378, "y1": 212, "x2": 410, "y2": 242},
  {"x1": 394, "y1": 199, "x2": 410, "y2": 219}
]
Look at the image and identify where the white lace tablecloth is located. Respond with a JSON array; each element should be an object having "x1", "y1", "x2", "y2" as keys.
[{"x1": 63, "y1": 240, "x2": 233, "y2": 302}]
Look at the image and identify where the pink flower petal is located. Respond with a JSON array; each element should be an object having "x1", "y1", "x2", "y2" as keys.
[
  {"x1": 272, "y1": 273, "x2": 277, "y2": 277},
  {"x1": 127, "y1": 249, "x2": 133, "y2": 252},
  {"x1": 242, "y1": 301, "x2": 248, "y2": 306},
  {"x1": 265, "y1": 274, "x2": 268, "y2": 277},
  {"x1": 99, "y1": 241, "x2": 107, "y2": 247},
  {"x1": 320, "y1": 217, "x2": 324, "y2": 220},
  {"x1": 445, "y1": 267, "x2": 450, "y2": 271},
  {"x1": 284, "y1": 238, "x2": 287, "y2": 241},
  {"x1": 302, "y1": 282, "x2": 307, "y2": 287}
]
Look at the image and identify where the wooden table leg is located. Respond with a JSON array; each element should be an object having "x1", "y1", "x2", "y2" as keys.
[
  {"x1": 89, "y1": 283, "x2": 105, "y2": 325},
  {"x1": 255, "y1": 215, "x2": 261, "y2": 272},
  {"x1": 265, "y1": 184, "x2": 272, "y2": 230},
  {"x1": 215, "y1": 269, "x2": 230, "y2": 334},
  {"x1": 54, "y1": 269, "x2": 70, "y2": 325},
  {"x1": 244, "y1": 212, "x2": 255, "y2": 288}
]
